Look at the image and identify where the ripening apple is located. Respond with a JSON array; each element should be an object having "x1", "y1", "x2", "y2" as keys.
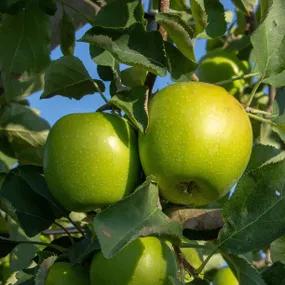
[
  {"x1": 90, "y1": 236, "x2": 178, "y2": 285},
  {"x1": 44, "y1": 112, "x2": 140, "y2": 212},
  {"x1": 45, "y1": 262, "x2": 89, "y2": 285},
  {"x1": 139, "y1": 82, "x2": 252, "y2": 206},
  {"x1": 196, "y1": 50, "x2": 247, "y2": 95},
  {"x1": 213, "y1": 267, "x2": 239, "y2": 285}
]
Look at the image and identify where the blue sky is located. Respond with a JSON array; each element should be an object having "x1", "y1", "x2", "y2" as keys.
[{"x1": 29, "y1": 0, "x2": 234, "y2": 126}]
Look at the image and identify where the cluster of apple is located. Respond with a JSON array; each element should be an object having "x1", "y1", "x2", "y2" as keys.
[{"x1": 43, "y1": 77, "x2": 252, "y2": 283}]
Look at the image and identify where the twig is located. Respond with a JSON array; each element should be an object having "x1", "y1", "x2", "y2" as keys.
[
  {"x1": 158, "y1": 0, "x2": 170, "y2": 40},
  {"x1": 43, "y1": 227, "x2": 80, "y2": 235},
  {"x1": 173, "y1": 245, "x2": 197, "y2": 279},
  {"x1": 67, "y1": 216, "x2": 85, "y2": 237},
  {"x1": 215, "y1": 72, "x2": 259, "y2": 86},
  {"x1": 93, "y1": 81, "x2": 109, "y2": 103},
  {"x1": 82, "y1": 0, "x2": 100, "y2": 10},
  {"x1": 196, "y1": 246, "x2": 219, "y2": 275},
  {"x1": 54, "y1": 222, "x2": 74, "y2": 244},
  {"x1": 267, "y1": 86, "x2": 277, "y2": 112}
]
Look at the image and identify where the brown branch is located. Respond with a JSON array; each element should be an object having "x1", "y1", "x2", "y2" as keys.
[{"x1": 158, "y1": 0, "x2": 170, "y2": 40}]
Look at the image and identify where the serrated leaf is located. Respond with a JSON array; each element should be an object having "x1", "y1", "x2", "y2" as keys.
[
  {"x1": 97, "y1": 65, "x2": 114, "y2": 81},
  {"x1": 81, "y1": 24, "x2": 168, "y2": 76},
  {"x1": 156, "y1": 13, "x2": 195, "y2": 61},
  {"x1": 165, "y1": 42, "x2": 197, "y2": 82},
  {"x1": 0, "y1": 3, "x2": 50, "y2": 74},
  {"x1": 272, "y1": 113, "x2": 285, "y2": 142},
  {"x1": 0, "y1": 103, "x2": 49, "y2": 166},
  {"x1": 60, "y1": 11, "x2": 75, "y2": 56},
  {"x1": 0, "y1": 166, "x2": 66, "y2": 237},
  {"x1": 41, "y1": 56, "x2": 102, "y2": 100},
  {"x1": 224, "y1": 255, "x2": 266, "y2": 285},
  {"x1": 218, "y1": 160, "x2": 285, "y2": 254},
  {"x1": 262, "y1": 262, "x2": 285, "y2": 285},
  {"x1": 110, "y1": 86, "x2": 148, "y2": 133},
  {"x1": 251, "y1": 0, "x2": 285, "y2": 86},
  {"x1": 271, "y1": 236, "x2": 285, "y2": 264},
  {"x1": 2, "y1": 72, "x2": 44, "y2": 102},
  {"x1": 90, "y1": 45, "x2": 116, "y2": 67},
  {"x1": 120, "y1": 66, "x2": 147, "y2": 88},
  {"x1": 93, "y1": 0, "x2": 144, "y2": 29},
  {"x1": 191, "y1": 0, "x2": 226, "y2": 38},
  {"x1": 93, "y1": 178, "x2": 182, "y2": 258},
  {"x1": 246, "y1": 144, "x2": 281, "y2": 172}
]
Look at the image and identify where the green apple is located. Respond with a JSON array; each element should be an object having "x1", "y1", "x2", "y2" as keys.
[
  {"x1": 213, "y1": 267, "x2": 239, "y2": 285},
  {"x1": 44, "y1": 112, "x2": 140, "y2": 212},
  {"x1": 45, "y1": 262, "x2": 89, "y2": 285},
  {"x1": 139, "y1": 82, "x2": 252, "y2": 206},
  {"x1": 196, "y1": 50, "x2": 247, "y2": 95},
  {"x1": 181, "y1": 248, "x2": 202, "y2": 282},
  {"x1": 90, "y1": 236, "x2": 178, "y2": 285}
]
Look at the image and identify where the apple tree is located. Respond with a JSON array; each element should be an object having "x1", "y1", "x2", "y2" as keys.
[{"x1": 0, "y1": 0, "x2": 285, "y2": 284}]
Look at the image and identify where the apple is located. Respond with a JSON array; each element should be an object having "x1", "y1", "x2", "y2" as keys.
[
  {"x1": 44, "y1": 112, "x2": 140, "y2": 212},
  {"x1": 196, "y1": 50, "x2": 247, "y2": 95},
  {"x1": 45, "y1": 262, "x2": 89, "y2": 285},
  {"x1": 139, "y1": 82, "x2": 252, "y2": 206},
  {"x1": 213, "y1": 267, "x2": 239, "y2": 285},
  {"x1": 90, "y1": 236, "x2": 178, "y2": 285},
  {"x1": 181, "y1": 248, "x2": 202, "y2": 282}
]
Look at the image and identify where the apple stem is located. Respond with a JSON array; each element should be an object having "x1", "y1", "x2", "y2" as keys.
[
  {"x1": 246, "y1": 78, "x2": 263, "y2": 108},
  {"x1": 245, "y1": 107, "x2": 274, "y2": 117},
  {"x1": 247, "y1": 113, "x2": 277, "y2": 126},
  {"x1": 215, "y1": 72, "x2": 260, "y2": 86}
]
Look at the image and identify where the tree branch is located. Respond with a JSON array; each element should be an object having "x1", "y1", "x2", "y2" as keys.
[
  {"x1": 158, "y1": 0, "x2": 169, "y2": 40},
  {"x1": 267, "y1": 86, "x2": 277, "y2": 113}
]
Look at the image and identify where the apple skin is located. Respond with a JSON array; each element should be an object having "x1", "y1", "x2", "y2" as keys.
[
  {"x1": 139, "y1": 82, "x2": 252, "y2": 206},
  {"x1": 44, "y1": 112, "x2": 140, "y2": 212},
  {"x1": 45, "y1": 262, "x2": 89, "y2": 285},
  {"x1": 213, "y1": 267, "x2": 239, "y2": 285},
  {"x1": 196, "y1": 50, "x2": 247, "y2": 95},
  {"x1": 90, "y1": 236, "x2": 178, "y2": 285}
]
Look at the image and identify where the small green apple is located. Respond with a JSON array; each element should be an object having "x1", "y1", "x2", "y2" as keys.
[
  {"x1": 196, "y1": 50, "x2": 247, "y2": 95},
  {"x1": 213, "y1": 267, "x2": 239, "y2": 285},
  {"x1": 45, "y1": 262, "x2": 89, "y2": 285},
  {"x1": 44, "y1": 112, "x2": 140, "y2": 212},
  {"x1": 139, "y1": 82, "x2": 252, "y2": 206},
  {"x1": 90, "y1": 236, "x2": 178, "y2": 285}
]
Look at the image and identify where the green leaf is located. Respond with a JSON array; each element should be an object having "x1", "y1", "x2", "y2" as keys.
[
  {"x1": 97, "y1": 65, "x2": 115, "y2": 81},
  {"x1": 232, "y1": 0, "x2": 257, "y2": 13},
  {"x1": 2, "y1": 72, "x2": 44, "y2": 102},
  {"x1": 218, "y1": 160, "x2": 285, "y2": 254},
  {"x1": 41, "y1": 56, "x2": 102, "y2": 100},
  {"x1": 155, "y1": 13, "x2": 195, "y2": 61},
  {"x1": 262, "y1": 262, "x2": 285, "y2": 285},
  {"x1": 81, "y1": 24, "x2": 168, "y2": 76},
  {"x1": 110, "y1": 86, "x2": 148, "y2": 133},
  {"x1": 90, "y1": 45, "x2": 116, "y2": 67},
  {"x1": 93, "y1": 178, "x2": 182, "y2": 258},
  {"x1": 191, "y1": 0, "x2": 226, "y2": 38},
  {"x1": 271, "y1": 236, "x2": 285, "y2": 264},
  {"x1": 0, "y1": 103, "x2": 50, "y2": 166},
  {"x1": 272, "y1": 113, "x2": 285, "y2": 142},
  {"x1": 246, "y1": 144, "x2": 281, "y2": 172},
  {"x1": 165, "y1": 42, "x2": 197, "y2": 82},
  {"x1": 0, "y1": 3, "x2": 50, "y2": 74},
  {"x1": 0, "y1": 166, "x2": 66, "y2": 237},
  {"x1": 120, "y1": 66, "x2": 147, "y2": 88},
  {"x1": 0, "y1": 0, "x2": 25, "y2": 14},
  {"x1": 60, "y1": 11, "x2": 75, "y2": 56},
  {"x1": 224, "y1": 255, "x2": 266, "y2": 285},
  {"x1": 251, "y1": 0, "x2": 285, "y2": 86},
  {"x1": 38, "y1": 0, "x2": 57, "y2": 15},
  {"x1": 93, "y1": 0, "x2": 144, "y2": 29}
]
